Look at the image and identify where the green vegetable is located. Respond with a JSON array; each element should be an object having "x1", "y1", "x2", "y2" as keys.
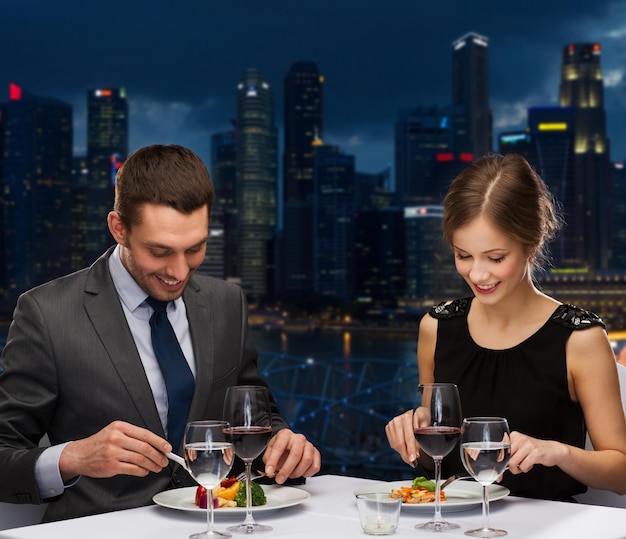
[
  {"x1": 235, "y1": 481, "x2": 267, "y2": 507},
  {"x1": 412, "y1": 476, "x2": 436, "y2": 492}
]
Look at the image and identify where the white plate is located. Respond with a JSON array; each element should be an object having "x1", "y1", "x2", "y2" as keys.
[
  {"x1": 353, "y1": 480, "x2": 509, "y2": 513},
  {"x1": 153, "y1": 485, "x2": 311, "y2": 515}
]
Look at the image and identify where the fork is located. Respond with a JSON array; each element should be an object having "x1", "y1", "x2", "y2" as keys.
[
  {"x1": 235, "y1": 469, "x2": 266, "y2": 482},
  {"x1": 440, "y1": 466, "x2": 510, "y2": 490},
  {"x1": 440, "y1": 472, "x2": 471, "y2": 490}
]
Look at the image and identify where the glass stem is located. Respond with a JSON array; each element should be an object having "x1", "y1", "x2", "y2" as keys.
[
  {"x1": 432, "y1": 457, "x2": 443, "y2": 523},
  {"x1": 207, "y1": 487, "x2": 215, "y2": 532},
  {"x1": 481, "y1": 484, "x2": 490, "y2": 530},
  {"x1": 242, "y1": 460, "x2": 255, "y2": 528}
]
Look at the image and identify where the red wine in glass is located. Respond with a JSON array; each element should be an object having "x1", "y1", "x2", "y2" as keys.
[
  {"x1": 414, "y1": 383, "x2": 462, "y2": 532},
  {"x1": 222, "y1": 426, "x2": 273, "y2": 460},
  {"x1": 223, "y1": 385, "x2": 273, "y2": 534},
  {"x1": 414, "y1": 426, "x2": 462, "y2": 458}
]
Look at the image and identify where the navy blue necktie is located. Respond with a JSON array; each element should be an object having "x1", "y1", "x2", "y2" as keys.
[{"x1": 146, "y1": 297, "x2": 195, "y2": 450}]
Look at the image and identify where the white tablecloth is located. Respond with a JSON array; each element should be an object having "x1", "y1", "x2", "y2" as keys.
[{"x1": 1, "y1": 475, "x2": 625, "y2": 539}]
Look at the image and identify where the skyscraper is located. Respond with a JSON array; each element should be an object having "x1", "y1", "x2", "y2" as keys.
[
  {"x1": 610, "y1": 161, "x2": 626, "y2": 270},
  {"x1": 85, "y1": 88, "x2": 128, "y2": 265},
  {"x1": 236, "y1": 69, "x2": 278, "y2": 302},
  {"x1": 1, "y1": 83, "x2": 73, "y2": 306},
  {"x1": 210, "y1": 130, "x2": 238, "y2": 280},
  {"x1": 526, "y1": 106, "x2": 577, "y2": 265},
  {"x1": 283, "y1": 61, "x2": 324, "y2": 203},
  {"x1": 558, "y1": 43, "x2": 610, "y2": 269},
  {"x1": 313, "y1": 144, "x2": 355, "y2": 299},
  {"x1": 452, "y1": 32, "x2": 492, "y2": 158},
  {"x1": 354, "y1": 207, "x2": 405, "y2": 303},
  {"x1": 404, "y1": 205, "x2": 464, "y2": 302},
  {"x1": 282, "y1": 61, "x2": 324, "y2": 295},
  {"x1": 394, "y1": 105, "x2": 469, "y2": 205}
]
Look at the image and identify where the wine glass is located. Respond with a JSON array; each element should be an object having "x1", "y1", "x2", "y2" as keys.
[
  {"x1": 223, "y1": 385, "x2": 273, "y2": 534},
  {"x1": 414, "y1": 383, "x2": 463, "y2": 531},
  {"x1": 460, "y1": 417, "x2": 511, "y2": 537},
  {"x1": 184, "y1": 420, "x2": 235, "y2": 538}
]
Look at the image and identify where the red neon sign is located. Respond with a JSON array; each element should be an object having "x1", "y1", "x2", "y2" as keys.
[{"x1": 9, "y1": 82, "x2": 22, "y2": 101}]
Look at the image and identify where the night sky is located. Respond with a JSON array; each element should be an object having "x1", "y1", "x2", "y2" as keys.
[{"x1": 2, "y1": 0, "x2": 626, "y2": 174}]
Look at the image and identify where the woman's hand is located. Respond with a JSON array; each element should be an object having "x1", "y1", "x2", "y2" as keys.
[
  {"x1": 385, "y1": 407, "x2": 431, "y2": 466},
  {"x1": 508, "y1": 431, "x2": 567, "y2": 474}
]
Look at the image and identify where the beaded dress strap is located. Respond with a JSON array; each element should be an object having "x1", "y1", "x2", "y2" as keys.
[
  {"x1": 429, "y1": 298, "x2": 472, "y2": 320},
  {"x1": 550, "y1": 304, "x2": 605, "y2": 330}
]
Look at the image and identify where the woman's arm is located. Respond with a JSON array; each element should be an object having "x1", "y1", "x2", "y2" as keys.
[{"x1": 509, "y1": 326, "x2": 626, "y2": 494}]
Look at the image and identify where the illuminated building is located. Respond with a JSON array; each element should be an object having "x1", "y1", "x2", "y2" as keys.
[
  {"x1": 539, "y1": 269, "x2": 626, "y2": 332},
  {"x1": 355, "y1": 207, "x2": 405, "y2": 303},
  {"x1": 210, "y1": 131, "x2": 237, "y2": 279},
  {"x1": 558, "y1": 43, "x2": 610, "y2": 269},
  {"x1": 526, "y1": 107, "x2": 578, "y2": 265},
  {"x1": 85, "y1": 87, "x2": 128, "y2": 265},
  {"x1": 610, "y1": 161, "x2": 626, "y2": 270},
  {"x1": 71, "y1": 155, "x2": 89, "y2": 272},
  {"x1": 404, "y1": 205, "x2": 465, "y2": 303},
  {"x1": 198, "y1": 207, "x2": 226, "y2": 280},
  {"x1": 394, "y1": 105, "x2": 469, "y2": 204},
  {"x1": 281, "y1": 61, "x2": 324, "y2": 296},
  {"x1": 313, "y1": 145, "x2": 355, "y2": 299},
  {"x1": 283, "y1": 61, "x2": 323, "y2": 203},
  {"x1": 498, "y1": 131, "x2": 531, "y2": 157},
  {"x1": 236, "y1": 69, "x2": 278, "y2": 302},
  {"x1": 1, "y1": 83, "x2": 73, "y2": 305},
  {"x1": 452, "y1": 32, "x2": 492, "y2": 158}
]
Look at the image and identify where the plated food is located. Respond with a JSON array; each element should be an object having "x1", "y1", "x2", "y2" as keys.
[
  {"x1": 353, "y1": 479, "x2": 509, "y2": 513},
  {"x1": 153, "y1": 485, "x2": 311, "y2": 514},
  {"x1": 195, "y1": 476, "x2": 267, "y2": 509},
  {"x1": 389, "y1": 476, "x2": 446, "y2": 504}
]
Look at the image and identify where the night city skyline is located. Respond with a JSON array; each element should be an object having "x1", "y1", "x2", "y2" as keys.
[{"x1": 3, "y1": 1, "x2": 626, "y2": 174}]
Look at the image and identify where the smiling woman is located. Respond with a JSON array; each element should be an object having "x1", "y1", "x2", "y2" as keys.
[{"x1": 385, "y1": 153, "x2": 626, "y2": 502}]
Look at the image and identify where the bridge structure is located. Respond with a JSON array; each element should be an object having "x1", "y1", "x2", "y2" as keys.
[{"x1": 258, "y1": 351, "x2": 419, "y2": 480}]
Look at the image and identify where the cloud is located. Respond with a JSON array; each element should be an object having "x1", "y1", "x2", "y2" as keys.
[{"x1": 4, "y1": 0, "x2": 626, "y2": 168}]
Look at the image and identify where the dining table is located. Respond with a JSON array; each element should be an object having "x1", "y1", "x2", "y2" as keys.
[{"x1": 1, "y1": 474, "x2": 625, "y2": 539}]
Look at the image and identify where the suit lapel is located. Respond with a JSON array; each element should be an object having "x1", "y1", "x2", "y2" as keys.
[
  {"x1": 184, "y1": 278, "x2": 215, "y2": 421},
  {"x1": 83, "y1": 250, "x2": 165, "y2": 437}
]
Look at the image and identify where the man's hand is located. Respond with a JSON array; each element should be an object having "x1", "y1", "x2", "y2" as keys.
[
  {"x1": 262, "y1": 429, "x2": 321, "y2": 484},
  {"x1": 59, "y1": 421, "x2": 172, "y2": 482}
]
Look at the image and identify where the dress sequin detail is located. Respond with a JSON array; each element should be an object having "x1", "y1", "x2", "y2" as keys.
[{"x1": 430, "y1": 298, "x2": 605, "y2": 331}]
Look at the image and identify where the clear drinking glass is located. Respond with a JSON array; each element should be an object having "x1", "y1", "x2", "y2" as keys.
[
  {"x1": 223, "y1": 386, "x2": 273, "y2": 534},
  {"x1": 184, "y1": 420, "x2": 235, "y2": 538},
  {"x1": 460, "y1": 417, "x2": 511, "y2": 537},
  {"x1": 414, "y1": 383, "x2": 463, "y2": 531}
]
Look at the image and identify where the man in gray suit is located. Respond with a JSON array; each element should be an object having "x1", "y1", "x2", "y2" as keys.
[{"x1": 0, "y1": 144, "x2": 321, "y2": 522}]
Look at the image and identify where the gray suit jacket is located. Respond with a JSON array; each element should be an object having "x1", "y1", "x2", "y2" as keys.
[{"x1": 0, "y1": 248, "x2": 286, "y2": 521}]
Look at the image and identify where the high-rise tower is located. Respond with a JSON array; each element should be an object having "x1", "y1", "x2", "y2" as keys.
[
  {"x1": 210, "y1": 130, "x2": 238, "y2": 279},
  {"x1": 236, "y1": 69, "x2": 278, "y2": 302},
  {"x1": 1, "y1": 83, "x2": 73, "y2": 305},
  {"x1": 394, "y1": 105, "x2": 469, "y2": 204},
  {"x1": 452, "y1": 32, "x2": 492, "y2": 158},
  {"x1": 559, "y1": 43, "x2": 610, "y2": 269},
  {"x1": 283, "y1": 61, "x2": 323, "y2": 202},
  {"x1": 282, "y1": 61, "x2": 324, "y2": 296},
  {"x1": 85, "y1": 88, "x2": 128, "y2": 265},
  {"x1": 313, "y1": 144, "x2": 355, "y2": 299}
]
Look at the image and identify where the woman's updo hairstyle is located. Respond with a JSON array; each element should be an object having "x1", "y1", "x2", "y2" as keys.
[{"x1": 442, "y1": 153, "x2": 562, "y2": 274}]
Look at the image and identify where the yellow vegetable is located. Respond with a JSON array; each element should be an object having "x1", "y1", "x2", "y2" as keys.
[{"x1": 218, "y1": 481, "x2": 241, "y2": 501}]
